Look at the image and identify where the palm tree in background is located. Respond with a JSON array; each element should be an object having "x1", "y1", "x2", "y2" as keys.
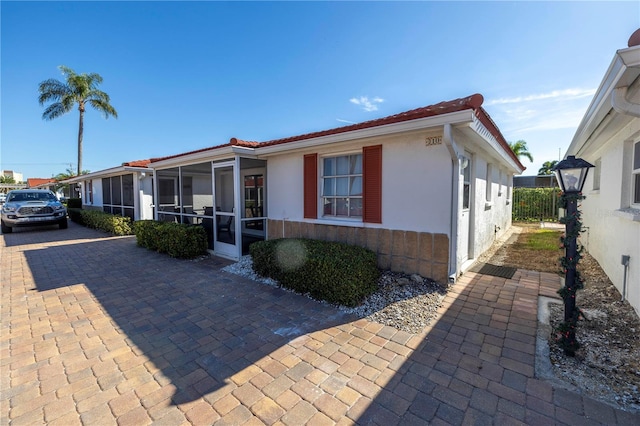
[
  {"x1": 38, "y1": 66, "x2": 118, "y2": 176},
  {"x1": 538, "y1": 160, "x2": 558, "y2": 175},
  {"x1": 508, "y1": 140, "x2": 534, "y2": 163},
  {"x1": 54, "y1": 167, "x2": 89, "y2": 195}
]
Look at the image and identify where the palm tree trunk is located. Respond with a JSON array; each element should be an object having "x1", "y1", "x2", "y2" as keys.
[{"x1": 77, "y1": 109, "x2": 84, "y2": 177}]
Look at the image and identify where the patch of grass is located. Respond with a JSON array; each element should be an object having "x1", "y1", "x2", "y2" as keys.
[
  {"x1": 503, "y1": 226, "x2": 563, "y2": 274},
  {"x1": 524, "y1": 229, "x2": 562, "y2": 251}
]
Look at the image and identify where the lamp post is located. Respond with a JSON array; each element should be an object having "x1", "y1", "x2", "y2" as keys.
[{"x1": 552, "y1": 155, "x2": 594, "y2": 356}]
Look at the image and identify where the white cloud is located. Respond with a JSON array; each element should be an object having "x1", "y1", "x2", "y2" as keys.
[
  {"x1": 485, "y1": 88, "x2": 596, "y2": 106},
  {"x1": 336, "y1": 118, "x2": 356, "y2": 124},
  {"x1": 350, "y1": 96, "x2": 384, "y2": 112},
  {"x1": 486, "y1": 88, "x2": 597, "y2": 133},
  {"x1": 484, "y1": 87, "x2": 599, "y2": 175}
]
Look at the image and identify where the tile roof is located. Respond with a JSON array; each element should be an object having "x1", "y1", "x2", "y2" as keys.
[
  {"x1": 122, "y1": 159, "x2": 152, "y2": 168},
  {"x1": 150, "y1": 93, "x2": 523, "y2": 170},
  {"x1": 26, "y1": 178, "x2": 56, "y2": 188},
  {"x1": 256, "y1": 93, "x2": 485, "y2": 147}
]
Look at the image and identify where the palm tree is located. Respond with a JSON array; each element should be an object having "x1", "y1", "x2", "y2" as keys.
[
  {"x1": 508, "y1": 140, "x2": 534, "y2": 163},
  {"x1": 54, "y1": 167, "x2": 89, "y2": 197},
  {"x1": 38, "y1": 66, "x2": 117, "y2": 176},
  {"x1": 538, "y1": 160, "x2": 558, "y2": 175}
]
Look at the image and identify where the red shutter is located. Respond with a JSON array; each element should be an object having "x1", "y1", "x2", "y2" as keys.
[
  {"x1": 303, "y1": 153, "x2": 318, "y2": 219},
  {"x1": 363, "y1": 145, "x2": 382, "y2": 223}
]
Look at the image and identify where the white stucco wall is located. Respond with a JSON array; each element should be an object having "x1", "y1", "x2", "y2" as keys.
[
  {"x1": 580, "y1": 130, "x2": 640, "y2": 316},
  {"x1": 470, "y1": 157, "x2": 514, "y2": 261},
  {"x1": 266, "y1": 132, "x2": 453, "y2": 234}
]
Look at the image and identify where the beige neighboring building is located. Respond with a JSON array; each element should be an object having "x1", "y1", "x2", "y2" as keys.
[{"x1": 2, "y1": 170, "x2": 24, "y2": 183}]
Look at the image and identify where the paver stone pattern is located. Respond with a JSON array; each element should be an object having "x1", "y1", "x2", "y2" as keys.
[{"x1": 1, "y1": 223, "x2": 638, "y2": 425}]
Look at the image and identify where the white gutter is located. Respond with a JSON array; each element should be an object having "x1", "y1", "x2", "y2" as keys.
[
  {"x1": 442, "y1": 123, "x2": 461, "y2": 282},
  {"x1": 255, "y1": 110, "x2": 474, "y2": 156},
  {"x1": 149, "y1": 145, "x2": 256, "y2": 170},
  {"x1": 567, "y1": 44, "x2": 640, "y2": 156},
  {"x1": 612, "y1": 87, "x2": 640, "y2": 117},
  {"x1": 61, "y1": 166, "x2": 151, "y2": 184}
]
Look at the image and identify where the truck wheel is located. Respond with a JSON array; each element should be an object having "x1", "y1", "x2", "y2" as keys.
[
  {"x1": 59, "y1": 218, "x2": 68, "y2": 229},
  {"x1": 1, "y1": 220, "x2": 12, "y2": 233}
]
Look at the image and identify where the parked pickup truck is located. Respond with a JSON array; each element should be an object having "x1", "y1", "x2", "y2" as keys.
[{"x1": 1, "y1": 189, "x2": 67, "y2": 233}]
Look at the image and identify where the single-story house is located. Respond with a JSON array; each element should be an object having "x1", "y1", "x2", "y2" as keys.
[
  {"x1": 146, "y1": 93, "x2": 525, "y2": 284},
  {"x1": 564, "y1": 28, "x2": 640, "y2": 315},
  {"x1": 64, "y1": 160, "x2": 154, "y2": 221},
  {"x1": 26, "y1": 178, "x2": 69, "y2": 199}
]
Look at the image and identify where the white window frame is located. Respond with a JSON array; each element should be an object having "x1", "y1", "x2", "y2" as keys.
[
  {"x1": 321, "y1": 152, "x2": 363, "y2": 219},
  {"x1": 485, "y1": 163, "x2": 493, "y2": 205},
  {"x1": 461, "y1": 155, "x2": 471, "y2": 210},
  {"x1": 633, "y1": 142, "x2": 640, "y2": 207}
]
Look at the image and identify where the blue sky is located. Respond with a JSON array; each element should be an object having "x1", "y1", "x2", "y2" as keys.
[{"x1": 2, "y1": 1, "x2": 639, "y2": 179}]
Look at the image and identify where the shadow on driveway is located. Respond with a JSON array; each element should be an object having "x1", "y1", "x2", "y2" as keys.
[{"x1": 21, "y1": 227, "x2": 356, "y2": 406}]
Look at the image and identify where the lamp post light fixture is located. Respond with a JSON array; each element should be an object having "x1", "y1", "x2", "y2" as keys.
[{"x1": 552, "y1": 155, "x2": 594, "y2": 356}]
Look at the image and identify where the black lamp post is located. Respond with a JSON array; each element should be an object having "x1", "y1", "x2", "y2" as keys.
[{"x1": 552, "y1": 155, "x2": 594, "y2": 356}]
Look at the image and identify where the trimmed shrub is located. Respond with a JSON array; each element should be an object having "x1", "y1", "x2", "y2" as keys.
[
  {"x1": 67, "y1": 198, "x2": 82, "y2": 209},
  {"x1": 133, "y1": 220, "x2": 163, "y2": 251},
  {"x1": 250, "y1": 238, "x2": 379, "y2": 307},
  {"x1": 134, "y1": 220, "x2": 208, "y2": 259},
  {"x1": 67, "y1": 208, "x2": 84, "y2": 225},
  {"x1": 513, "y1": 187, "x2": 560, "y2": 222},
  {"x1": 72, "y1": 210, "x2": 133, "y2": 236}
]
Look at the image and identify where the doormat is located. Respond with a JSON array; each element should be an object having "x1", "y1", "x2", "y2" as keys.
[{"x1": 468, "y1": 262, "x2": 517, "y2": 279}]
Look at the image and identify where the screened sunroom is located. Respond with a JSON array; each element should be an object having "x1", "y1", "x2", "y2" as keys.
[{"x1": 151, "y1": 150, "x2": 266, "y2": 260}]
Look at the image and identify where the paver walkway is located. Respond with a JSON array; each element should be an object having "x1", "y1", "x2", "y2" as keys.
[{"x1": 1, "y1": 223, "x2": 638, "y2": 425}]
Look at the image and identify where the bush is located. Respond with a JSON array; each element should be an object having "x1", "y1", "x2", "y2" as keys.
[
  {"x1": 67, "y1": 208, "x2": 84, "y2": 225},
  {"x1": 133, "y1": 220, "x2": 163, "y2": 251},
  {"x1": 67, "y1": 198, "x2": 82, "y2": 209},
  {"x1": 512, "y1": 187, "x2": 560, "y2": 222},
  {"x1": 134, "y1": 220, "x2": 208, "y2": 259},
  {"x1": 68, "y1": 209, "x2": 133, "y2": 236},
  {"x1": 250, "y1": 238, "x2": 379, "y2": 307}
]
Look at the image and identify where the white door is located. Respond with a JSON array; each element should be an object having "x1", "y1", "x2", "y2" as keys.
[
  {"x1": 213, "y1": 163, "x2": 237, "y2": 259},
  {"x1": 458, "y1": 155, "x2": 472, "y2": 265}
]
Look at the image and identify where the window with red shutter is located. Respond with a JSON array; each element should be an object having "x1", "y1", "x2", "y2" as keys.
[
  {"x1": 363, "y1": 145, "x2": 382, "y2": 223},
  {"x1": 303, "y1": 154, "x2": 318, "y2": 219}
]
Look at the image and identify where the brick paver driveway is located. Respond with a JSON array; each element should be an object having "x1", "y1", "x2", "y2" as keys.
[{"x1": 2, "y1": 222, "x2": 638, "y2": 425}]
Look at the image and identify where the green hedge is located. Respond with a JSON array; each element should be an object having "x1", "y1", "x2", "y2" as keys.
[
  {"x1": 133, "y1": 220, "x2": 208, "y2": 259},
  {"x1": 68, "y1": 209, "x2": 133, "y2": 236},
  {"x1": 68, "y1": 208, "x2": 84, "y2": 225},
  {"x1": 67, "y1": 198, "x2": 82, "y2": 209},
  {"x1": 512, "y1": 187, "x2": 560, "y2": 222},
  {"x1": 250, "y1": 238, "x2": 379, "y2": 307}
]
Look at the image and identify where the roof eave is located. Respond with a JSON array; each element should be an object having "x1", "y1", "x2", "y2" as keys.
[
  {"x1": 149, "y1": 145, "x2": 248, "y2": 169},
  {"x1": 255, "y1": 110, "x2": 475, "y2": 157},
  {"x1": 466, "y1": 117, "x2": 525, "y2": 174},
  {"x1": 62, "y1": 166, "x2": 151, "y2": 183},
  {"x1": 567, "y1": 45, "x2": 640, "y2": 157}
]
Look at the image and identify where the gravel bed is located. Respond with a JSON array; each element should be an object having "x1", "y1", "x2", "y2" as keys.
[{"x1": 222, "y1": 256, "x2": 447, "y2": 334}]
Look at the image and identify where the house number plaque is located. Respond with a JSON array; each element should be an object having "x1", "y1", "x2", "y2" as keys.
[{"x1": 425, "y1": 136, "x2": 443, "y2": 146}]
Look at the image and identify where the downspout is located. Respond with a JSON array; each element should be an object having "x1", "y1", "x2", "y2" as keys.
[
  {"x1": 442, "y1": 123, "x2": 461, "y2": 283},
  {"x1": 612, "y1": 87, "x2": 640, "y2": 117}
]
